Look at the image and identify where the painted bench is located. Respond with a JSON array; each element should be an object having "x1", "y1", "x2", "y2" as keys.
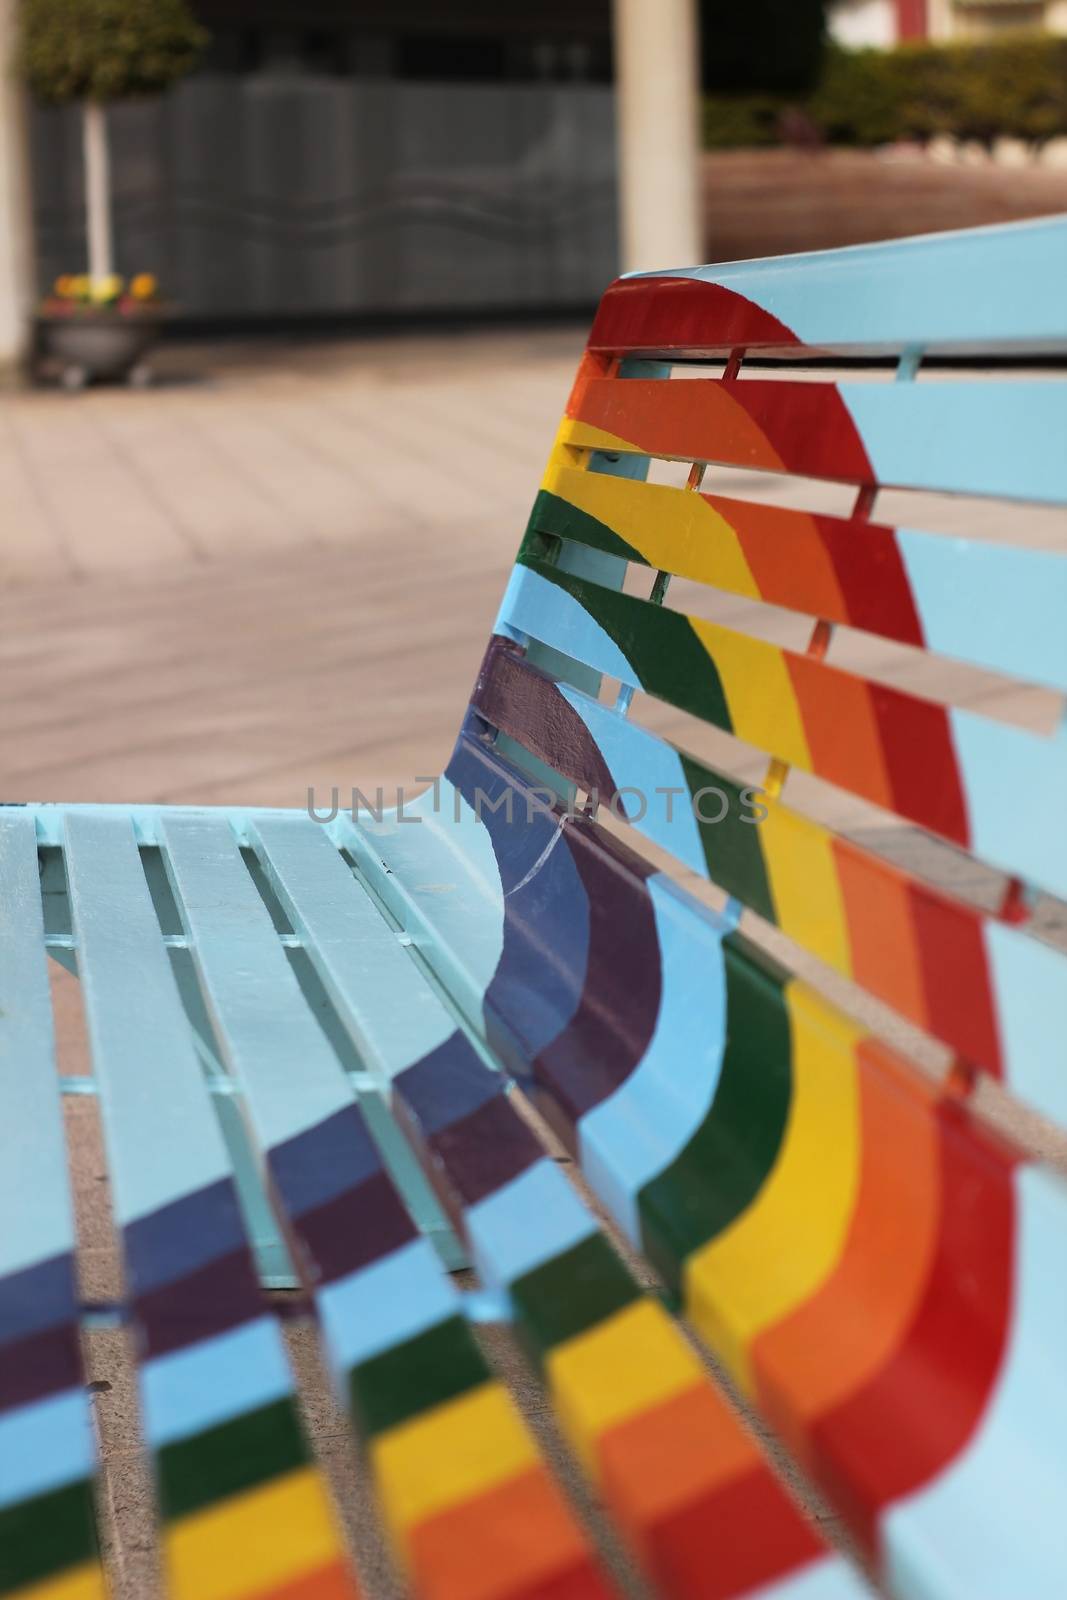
[{"x1": 3, "y1": 213, "x2": 1067, "y2": 1600}]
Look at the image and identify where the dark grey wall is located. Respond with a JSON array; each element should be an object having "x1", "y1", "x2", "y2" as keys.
[{"x1": 32, "y1": 74, "x2": 618, "y2": 319}]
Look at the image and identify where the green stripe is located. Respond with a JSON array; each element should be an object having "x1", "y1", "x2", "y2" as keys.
[
  {"x1": 351, "y1": 1314, "x2": 488, "y2": 1438},
  {"x1": 510, "y1": 1234, "x2": 641, "y2": 1362},
  {"x1": 678, "y1": 752, "x2": 776, "y2": 924},
  {"x1": 519, "y1": 556, "x2": 733, "y2": 733},
  {"x1": 528, "y1": 489, "x2": 645, "y2": 566},
  {"x1": 0, "y1": 1477, "x2": 97, "y2": 1592},
  {"x1": 157, "y1": 1395, "x2": 307, "y2": 1521},
  {"x1": 638, "y1": 935, "x2": 793, "y2": 1297}
]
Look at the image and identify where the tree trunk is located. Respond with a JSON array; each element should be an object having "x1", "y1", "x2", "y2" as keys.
[{"x1": 82, "y1": 99, "x2": 113, "y2": 280}]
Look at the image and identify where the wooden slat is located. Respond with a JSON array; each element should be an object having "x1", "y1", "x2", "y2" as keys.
[
  {"x1": 498, "y1": 557, "x2": 1067, "y2": 899},
  {"x1": 249, "y1": 815, "x2": 860, "y2": 1600},
  {"x1": 0, "y1": 813, "x2": 105, "y2": 1600},
  {"x1": 471, "y1": 640, "x2": 1067, "y2": 1130},
  {"x1": 535, "y1": 466, "x2": 1067, "y2": 694},
  {"x1": 64, "y1": 812, "x2": 356, "y2": 1600},
  {"x1": 563, "y1": 377, "x2": 1067, "y2": 504},
  {"x1": 159, "y1": 813, "x2": 613, "y2": 1600},
  {"x1": 587, "y1": 215, "x2": 1067, "y2": 357}
]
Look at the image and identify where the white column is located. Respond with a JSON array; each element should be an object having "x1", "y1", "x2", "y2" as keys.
[
  {"x1": 612, "y1": 0, "x2": 702, "y2": 275},
  {"x1": 0, "y1": 0, "x2": 35, "y2": 375},
  {"x1": 83, "y1": 99, "x2": 113, "y2": 280}
]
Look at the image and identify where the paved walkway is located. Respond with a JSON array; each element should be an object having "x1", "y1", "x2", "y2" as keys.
[{"x1": 1, "y1": 327, "x2": 585, "y2": 806}]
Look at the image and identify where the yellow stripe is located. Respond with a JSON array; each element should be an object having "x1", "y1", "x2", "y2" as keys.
[
  {"x1": 545, "y1": 467, "x2": 760, "y2": 601},
  {"x1": 371, "y1": 1380, "x2": 537, "y2": 1542},
  {"x1": 760, "y1": 801, "x2": 853, "y2": 978},
  {"x1": 546, "y1": 1299, "x2": 702, "y2": 1478},
  {"x1": 558, "y1": 418, "x2": 643, "y2": 458},
  {"x1": 689, "y1": 619, "x2": 812, "y2": 770},
  {"x1": 10, "y1": 1561, "x2": 107, "y2": 1600},
  {"x1": 165, "y1": 1467, "x2": 344, "y2": 1600},
  {"x1": 685, "y1": 983, "x2": 861, "y2": 1393}
]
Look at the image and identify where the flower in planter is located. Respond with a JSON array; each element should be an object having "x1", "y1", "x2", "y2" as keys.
[{"x1": 130, "y1": 273, "x2": 159, "y2": 301}]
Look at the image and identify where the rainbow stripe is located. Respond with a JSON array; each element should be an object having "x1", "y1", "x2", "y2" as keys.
[
  {"x1": 241, "y1": 812, "x2": 857, "y2": 1600},
  {"x1": 471, "y1": 637, "x2": 1067, "y2": 1132},
  {"x1": 357, "y1": 731, "x2": 1067, "y2": 1590}
]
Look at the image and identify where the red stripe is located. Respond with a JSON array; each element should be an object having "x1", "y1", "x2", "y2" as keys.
[
  {"x1": 869, "y1": 684, "x2": 970, "y2": 846},
  {"x1": 815, "y1": 515, "x2": 925, "y2": 647},
  {"x1": 587, "y1": 276, "x2": 800, "y2": 357},
  {"x1": 910, "y1": 887, "x2": 1002, "y2": 1078},
  {"x1": 810, "y1": 1110, "x2": 1016, "y2": 1553}
]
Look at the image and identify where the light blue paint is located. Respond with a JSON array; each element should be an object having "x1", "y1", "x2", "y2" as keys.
[
  {"x1": 885, "y1": 1166, "x2": 1067, "y2": 1599},
  {"x1": 344, "y1": 779, "x2": 506, "y2": 1033},
  {"x1": 467, "y1": 1159, "x2": 595, "y2": 1288},
  {"x1": 579, "y1": 874, "x2": 730, "y2": 1244},
  {"x1": 0, "y1": 815, "x2": 77, "y2": 1281},
  {"x1": 899, "y1": 533, "x2": 1067, "y2": 695},
  {"x1": 250, "y1": 816, "x2": 454, "y2": 1084},
  {"x1": 141, "y1": 1316, "x2": 293, "y2": 1450},
  {"x1": 496, "y1": 566, "x2": 639, "y2": 687},
  {"x1": 0, "y1": 1389, "x2": 94, "y2": 1511},
  {"x1": 64, "y1": 813, "x2": 233, "y2": 1227},
  {"x1": 559, "y1": 688, "x2": 706, "y2": 876},
  {"x1": 985, "y1": 924, "x2": 1067, "y2": 1132},
  {"x1": 637, "y1": 215, "x2": 1067, "y2": 352},
  {"x1": 843, "y1": 383, "x2": 1067, "y2": 504},
  {"x1": 318, "y1": 1236, "x2": 458, "y2": 1374},
  {"x1": 160, "y1": 813, "x2": 355, "y2": 1151},
  {"x1": 950, "y1": 713, "x2": 1067, "y2": 901},
  {"x1": 750, "y1": 1555, "x2": 871, "y2": 1600}
]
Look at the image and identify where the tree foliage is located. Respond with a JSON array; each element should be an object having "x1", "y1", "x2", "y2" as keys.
[{"x1": 18, "y1": 0, "x2": 207, "y2": 104}]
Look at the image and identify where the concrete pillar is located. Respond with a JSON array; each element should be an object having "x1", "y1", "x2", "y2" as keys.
[
  {"x1": 0, "y1": 0, "x2": 34, "y2": 376},
  {"x1": 612, "y1": 0, "x2": 702, "y2": 274}
]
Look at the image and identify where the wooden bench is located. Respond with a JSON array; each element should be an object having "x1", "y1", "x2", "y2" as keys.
[{"x1": 3, "y1": 213, "x2": 1067, "y2": 1600}]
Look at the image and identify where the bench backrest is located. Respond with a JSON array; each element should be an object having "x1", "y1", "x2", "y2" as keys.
[{"x1": 422, "y1": 215, "x2": 1067, "y2": 1591}]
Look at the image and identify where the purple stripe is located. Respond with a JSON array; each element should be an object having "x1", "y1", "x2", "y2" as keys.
[
  {"x1": 394, "y1": 1033, "x2": 500, "y2": 1137},
  {"x1": 472, "y1": 637, "x2": 617, "y2": 800},
  {"x1": 270, "y1": 1103, "x2": 384, "y2": 1218},
  {"x1": 0, "y1": 1320, "x2": 81, "y2": 1413},
  {"x1": 287, "y1": 1168, "x2": 416, "y2": 1285},
  {"x1": 0, "y1": 1253, "x2": 77, "y2": 1346},
  {"x1": 123, "y1": 1178, "x2": 249, "y2": 1298},
  {"x1": 134, "y1": 1245, "x2": 260, "y2": 1359}
]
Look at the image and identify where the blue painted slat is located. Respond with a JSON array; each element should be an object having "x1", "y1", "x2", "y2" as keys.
[
  {"x1": 634, "y1": 214, "x2": 1067, "y2": 352},
  {"x1": 0, "y1": 814, "x2": 76, "y2": 1283}
]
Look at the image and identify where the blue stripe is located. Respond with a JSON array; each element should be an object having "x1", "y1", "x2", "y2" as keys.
[
  {"x1": 318, "y1": 1237, "x2": 458, "y2": 1375},
  {"x1": 141, "y1": 1316, "x2": 293, "y2": 1450},
  {"x1": 579, "y1": 874, "x2": 730, "y2": 1244},
  {"x1": 0, "y1": 1389, "x2": 94, "y2": 1511},
  {"x1": 467, "y1": 1159, "x2": 596, "y2": 1289}
]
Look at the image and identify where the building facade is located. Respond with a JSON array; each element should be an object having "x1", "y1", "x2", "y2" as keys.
[
  {"x1": 29, "y1": 0, "x2": 619, "y2": 322},
  {"x1": 829, "y1": 0, "x2": 1067, "y2": 46}
]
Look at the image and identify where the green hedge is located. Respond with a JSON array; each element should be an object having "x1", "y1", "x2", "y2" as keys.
[{"x1": 705, "y1": 33, "x2": 1067, "y2": 149}]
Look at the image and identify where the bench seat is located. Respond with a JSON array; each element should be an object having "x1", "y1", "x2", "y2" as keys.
[{"x1": 3, "y1": 214, "x2": 1067, "y2": 1600}]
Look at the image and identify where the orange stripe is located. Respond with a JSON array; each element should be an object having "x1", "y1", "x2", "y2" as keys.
[
  {"x1": 597, "y1": 1380, "x2": 758, "y2": 1537},
  {"x1": 406, "y1": 1465, "x2": 609, "y2": 1600},
  {"x1": 751, "y1": 1044, "x2": 941, "y2": 1470},
  {"x1": 834, "y1": 839, "x2": 928, "y2": 1031},
  {"x1": 786, "y1": 654, "x2": 895, "y2": 810},
  {"x1": 573, "y1": 380, "x2": 788, "y2": 473},
  {"x1": 726, "y1": 497, "x2": 848, "y2": 623},
  {"x1": 256, "y1": 1559, "x2": 360, "y2": 1600}
]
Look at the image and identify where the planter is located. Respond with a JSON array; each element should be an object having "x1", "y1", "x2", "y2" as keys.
[{"x1": 37, "y1": 314, "x2": 163, "y2": 390}]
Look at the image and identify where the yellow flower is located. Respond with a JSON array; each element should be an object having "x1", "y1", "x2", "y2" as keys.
[
  {"x1": 90, "y1": 274, "x2": 124, "y2": 303},
  {"x1": 68, "y1": 275, "x2": 91, "y2": 300},
  {"x1": 130, "y1": 273, "x2": 159, "y2": 301}
]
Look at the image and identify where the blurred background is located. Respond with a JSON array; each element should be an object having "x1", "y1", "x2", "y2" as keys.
[{"x1": 1, "y1": 0, "x2": 1066, "y2": 813}]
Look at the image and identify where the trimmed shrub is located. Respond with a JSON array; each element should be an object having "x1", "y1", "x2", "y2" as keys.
[
  {"x1": 19, "y1": 0, "x2": 207, "y2": 104},
  {"x1": 705, "y1": 33, "x2": 1067, "y2": 149}
]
